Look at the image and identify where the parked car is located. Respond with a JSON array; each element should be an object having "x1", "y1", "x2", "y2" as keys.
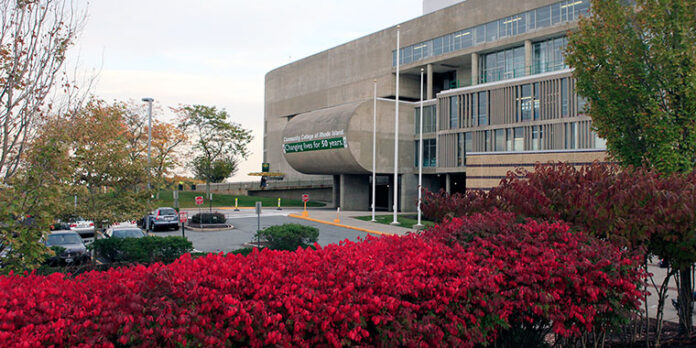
[
  {"x1": 142, "y1": 208, "x2": 179, "y2": 231},
  {"x1": 43, "y1": 231, "x2": 89, "y2": 265},
  {"x1": 104, "y1": 222, "x2": 146, "y2": 239},
  {"x1": 68, "y1": 217, "x2": 95, "y2": 242}
]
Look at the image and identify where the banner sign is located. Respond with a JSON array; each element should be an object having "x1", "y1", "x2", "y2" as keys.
[{"x1": 283, "y1": 137, "x2": 347, "y2": 154}]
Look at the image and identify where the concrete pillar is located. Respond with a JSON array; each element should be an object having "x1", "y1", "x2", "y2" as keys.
[
  {"x1": 524, "y1": 39, "x2": 532, "y2": 76},
  {"x1": 400, "y1": 174, "x2": 418, "y2": 212},
  {"x1": 340, "y1": 174, "x2": 370, "y2": 211},
  {"x1": 332, "y1": 175, "x2": 340, "y2": 208},
  {"x1": 426, "y1": 64, "x2": 433, "y2": 100},
  {"x1": 445, "y1": 174, "x2": 451, "y2": 193},
  {"x1": 471, "y1": 53, "x2": 479, "y2": 86}
]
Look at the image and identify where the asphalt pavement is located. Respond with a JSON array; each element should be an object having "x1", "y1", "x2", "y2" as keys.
[{"x1": 154, "y1": 208, "x2": 374, "y2": 253}]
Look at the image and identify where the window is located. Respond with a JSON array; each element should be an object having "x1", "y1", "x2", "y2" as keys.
[
  {"x1": 533, "y1": 82, "x2": 540, "y2": 120},
  {"x1": 532, "y1": 126, "x2": 543, "y2": 150},
  {"x1": 520, "y1": 84, "x2": 532, "y2": 121},
  {"x1": 414, "y1": 139, "x2": 437, "y2": 167},
  {"x1": 577, "y1": 95, "x2": 588, "y2": 114},
  {"x1": 457, "y1": 133, "x2": 464, "y2": 166},
  {"x1": 465, "y1": 132, "x2": 473, "y2": 153},
  {"x1": 478, "y1": 92, "x2": 488, "y2": 126},
  {"x1": 486, "y1": 21, "x2": 498, "y2": 42},
  {"x1": 449, "y1": 97, "x2": 458, "y2": 129},
  {"x1": 514, "y1": 127, "x2": 524, "y2": 151},
  {"x1": 495, "y1": 129, "x2": 506, "y2": 151},
  {"x1": 533, "y1": 37, "x2": 568, "y2": 74},
  {"x1": 536, "y1": 6, "x2": 551, "y2": 28},
  {"x1": 561, "y1": 78, "x2": 568, "y2": 117},
  {"x1": 565, "y1": 122, "x2": 577, "y2": 149},
  {"x1": 415, "y1": 105, "x2": 436, "y2": 134},
  {"x1": 480, "y1": 45, "x2": 525, "y2": 83},
  {"x1": 593, "y1": 130, "x2": 607, "y2": 149},
  {"x1": 484, "y1": 130, "x2": 491, "y2": 152}
]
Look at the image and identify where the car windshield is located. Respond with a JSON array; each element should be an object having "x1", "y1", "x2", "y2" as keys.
[
  {"x1": 159, "y1": 208, "x2": 177, "y2": 215},
  {"x1": 113, "y1": 229, "x2": 145, "y2": 239},
  {"x1": 46, "y1": 234, "x2": 82, "y2": 246}
]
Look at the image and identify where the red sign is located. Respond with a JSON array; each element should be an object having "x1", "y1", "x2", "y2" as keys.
[
  {"x1": 302, "y1": 194, "x2": 309, "y2": 202},
  {"x1": 179, "y1": 212, "x2": 188, "y2": 223},
  {"x1": 195, "y1": 196, "x2": 204, "y2": 205}
]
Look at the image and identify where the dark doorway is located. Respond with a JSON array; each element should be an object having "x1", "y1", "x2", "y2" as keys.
[
  {"x1": 450, "y1": 174, "x2": 467, "y2": 194},
  {"x1": 369, "y1": 175, "x2": 390, "y2": 211}
]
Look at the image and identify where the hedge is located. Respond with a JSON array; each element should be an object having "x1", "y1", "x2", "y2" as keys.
[
  {"x1": 92, "y1": 236, "x2": 193, "y2": 264},
  {"x1": 255, "y1": 224, "x2": 319, "y2": 251},
  {"x1": 0, "y1": 211, "x2": 642, "y2": 347}
]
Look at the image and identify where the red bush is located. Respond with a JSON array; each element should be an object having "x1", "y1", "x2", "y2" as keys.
[{"x1": 0, "y1": 211, "x2": 643, "y2": 347}]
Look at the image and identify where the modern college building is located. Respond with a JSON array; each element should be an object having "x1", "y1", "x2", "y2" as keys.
[{"x1": 264, "y1": 0, "x2": 607, "y2": 211}]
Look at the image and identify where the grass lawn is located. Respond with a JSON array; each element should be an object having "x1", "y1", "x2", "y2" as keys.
[
  {"x1": 156, "y1": 190, "x2": 325, "y2": 208},
  {"x1": 354, "y1": 214, "x2": 436, "y2": 229}
]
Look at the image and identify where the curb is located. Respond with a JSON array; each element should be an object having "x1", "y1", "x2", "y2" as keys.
[
  {"x1": 185, "y1": 225, "x2": 235, "y2": 232},
  {"x1": 288, "y1": 214, "x2": 396, "y2": 237}
]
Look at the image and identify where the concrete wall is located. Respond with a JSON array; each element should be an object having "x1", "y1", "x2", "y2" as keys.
[{"x1": 339, "y1": 175, "x2": 370, "y2": 211}]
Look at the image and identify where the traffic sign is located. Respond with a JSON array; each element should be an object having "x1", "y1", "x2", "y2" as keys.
[
  {"x1": 302, "y1": 194, "x2": 309, "y2": 202},
  {"x1": 179, "y1": 212, "x2": 188, "y2": 223},
  {"x1": 195, "y1": 196, "x2": 204, "y2": 205}
]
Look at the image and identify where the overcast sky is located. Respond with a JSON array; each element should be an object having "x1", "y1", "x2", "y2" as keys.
[{"x1": 69, "y1": 0, "x2": 421, "y2": 181}]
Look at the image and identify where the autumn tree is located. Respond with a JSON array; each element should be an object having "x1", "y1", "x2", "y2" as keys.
[
  {"x1": 0, "y1": 0, "x2": 87, "y2": 182},
  {"x1": 182, "y1": 105, "x2": 252, "y2": 192},
  {"x1": 566, "y1": 0, "x2": 696, "y2": 333}
]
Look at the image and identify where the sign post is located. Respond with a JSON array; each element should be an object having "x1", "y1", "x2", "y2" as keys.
[
  {"x1": 195, "y1": 196, "x2": 203, "y2": 215},
  {"x1": 301, "y1": 194, "x2": 309, "y2": 217},
  {"x1": 179, "y1": 212, "x2": 188, "y2": 238}
]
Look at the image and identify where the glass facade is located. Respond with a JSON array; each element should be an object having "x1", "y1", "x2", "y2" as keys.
[
  {"x1": 449, "y1": 96, "x2": 458, "y2": 128},
  {"x1": 532, "y1": 36, "x2": 568, "y2": 74},
  {"x1": 415, "y1": 105, "x2": 437, "y2": 134},
  {"x1": 392, "y1": 0, "x2": 589, "y2": 67},
  {"x1": 480, "y1": 46, "x2": 525, "y2": 83},
  {"x1": 414, "y1": 138, "x2": 437, "y2": 167}
]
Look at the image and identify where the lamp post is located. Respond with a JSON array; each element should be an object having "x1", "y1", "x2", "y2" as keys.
[
  {"x1": 142, "y1": 97, "x2": 153, "y2": 232},
  {"x1": 391, "y1": 25, "x2": 400, "y2": 226},
  {"x1": 415, "y1": 68, "x2": 424, "y2": 230},
  {"x1": 372, "y1": 79, "x2": 377, "y2": 222},
  {"x1": 142, "y1": 97, "x2": 154, "y2": 190}
]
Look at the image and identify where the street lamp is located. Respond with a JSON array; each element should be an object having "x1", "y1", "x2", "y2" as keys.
[
  {"x1": 141, "y1": 97, "x2": 154, "y2": 190},
  {"x1": 142, "y1": 97, "x2": 153, "y2": 232}
]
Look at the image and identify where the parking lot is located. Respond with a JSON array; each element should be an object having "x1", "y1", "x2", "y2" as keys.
[{"x1": 153, "y1": 208, "x2": 371, "y2": 253}]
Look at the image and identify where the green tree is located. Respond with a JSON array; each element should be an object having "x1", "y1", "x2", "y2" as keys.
[
  {"x1": 182, "y1": 105, "x2": 252, "y2": 193},
  {"x1": 566, "y1": 0, "x2": 696, "y2": 334}
]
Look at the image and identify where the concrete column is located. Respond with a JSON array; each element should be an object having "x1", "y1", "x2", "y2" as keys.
[
  {"x1": 471, "y1": 53, "x2": 479, "y2": 86},
  {"x1": 332, "y1": 175, "x2": 340, "y2": 208},
  {"x1": 426, "y1": 64, "x2": 433, "y2": 100},
  {"x1": 445, "y1": 174, "x2": 451, "y2": 193},
  {"x1": 340, "y1": 175, "x2": 370, "y2": 211},
  {"x1": 399, "y1": 174, "x2": 418, "y2": 212},
  {"x1": 524, "y1": 39, "x2": 532, "y2": 76}
]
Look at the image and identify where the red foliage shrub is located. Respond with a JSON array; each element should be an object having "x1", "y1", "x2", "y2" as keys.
[{"x1": 0, "y1": 211, "x2": 643, "y2": 347}]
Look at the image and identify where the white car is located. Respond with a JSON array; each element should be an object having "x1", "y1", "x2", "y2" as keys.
[{"x1": 69, "y1": 218, "x2": 95, "y2": 243}]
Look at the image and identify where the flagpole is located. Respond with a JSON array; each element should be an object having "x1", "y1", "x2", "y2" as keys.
[
  {"x1": 371, "y1": 79, "x2": 377, "y2": 222},
  {"x1": 416, "y1": 68, "x2": 424, "y2": 229},
  {"x1": 391, "y1": 25, "x2": 400, "y2": 225}
]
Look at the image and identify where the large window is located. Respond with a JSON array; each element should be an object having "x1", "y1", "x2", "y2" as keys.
[
  {"x1": 415, "y1": 105, "x2": 437, "y2": 134},
  {"x1": 565, "y1": 122, "x2": 577, "y2": 149},
  {"x1": 478, "y1": 92, "x2": 488, "y2": 126},
  {"x1": 532, "y1": 126, "x2": 543, "y2": 150},
  {"x1": 533, "y1": 82, "x2": 540, "y2": 120},
  {"x1": 513, "y1": 127, "x2": 524, "y2": 151},
  {"x1": 480, "y1": 46, "x2": 525, "y2": 83},
  {"x1": 414, "y1": 139, "x2": 437, "y2": 167},
  {"x1": 518, "y1": 84, "x2": 532, "y2": 121},
  {"x1": 533, "y1": 36, "x2": 568, "y2": 74}
]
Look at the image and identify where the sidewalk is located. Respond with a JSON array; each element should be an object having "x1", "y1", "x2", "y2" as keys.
[{"x1": 289, "y1": 209, "x2": 415, "y2": 237}]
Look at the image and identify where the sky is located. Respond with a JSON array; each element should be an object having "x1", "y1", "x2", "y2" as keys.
[{"x1": 68, "y1": 0, "x2": 422, "y2": 181}]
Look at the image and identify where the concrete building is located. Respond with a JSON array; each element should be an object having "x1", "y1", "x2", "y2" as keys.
[
  {"x1": 423, "y1": 0, "x2": 467, "y2": 15},
  {"x1": 264, "y1": 0, "x2": 606, "y2": 211}
]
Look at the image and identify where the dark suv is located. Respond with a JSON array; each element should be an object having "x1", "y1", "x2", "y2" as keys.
[{"x1": 143, "y1": 207, "x2": 179, "y2": 231}]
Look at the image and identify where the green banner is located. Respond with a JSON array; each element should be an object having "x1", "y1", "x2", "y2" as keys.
[{"x1": 284, "y1": 137, "x2": 347, "y2": 153}]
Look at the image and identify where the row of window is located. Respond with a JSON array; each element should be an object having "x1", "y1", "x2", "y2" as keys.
[
  {"x1": 392, "y1": 0, "x2": 589, "y2": 67},
  {"x1": 446, "y1": 77, "x2": 575, "y2": 130},
  {"x1": 480, "y1": 37, "x2": 569, "y2": 83}
]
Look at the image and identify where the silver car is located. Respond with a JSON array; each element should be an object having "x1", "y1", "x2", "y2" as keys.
[{"x1": 145, "y1": 207, "x2": 179, "y2": 231}]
